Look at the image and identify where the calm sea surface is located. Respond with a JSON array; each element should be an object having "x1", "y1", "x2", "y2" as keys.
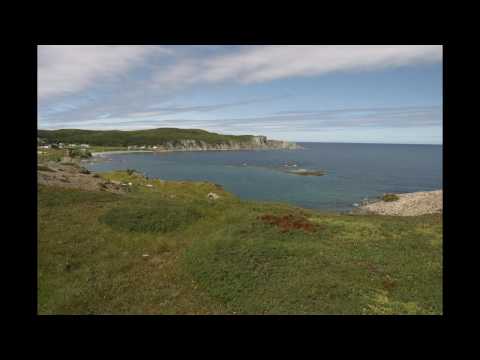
[{"x1": 85, "y1": 142, "x2": 442, "y2": 211}]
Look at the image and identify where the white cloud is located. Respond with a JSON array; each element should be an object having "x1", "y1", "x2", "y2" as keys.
[
  {"x1": 38, "y1": 45, "x2": 442, "y2": 102},
  {"x1": 154, "y1": 45, "x2": 442, "y2": 87},
  {"x1": 38, "y1": 45, "x2": 168, "y2": 100}
]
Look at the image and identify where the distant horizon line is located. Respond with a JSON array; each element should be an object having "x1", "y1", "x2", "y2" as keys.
[{"x1": 297, "y1": 141, "x2": 442, "y2": 145}]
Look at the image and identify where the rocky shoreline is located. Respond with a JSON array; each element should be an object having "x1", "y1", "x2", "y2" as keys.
[
  {"x1": 38, "y1": 162, "x2": 126, "y2": 193},
  {"x1": 357, "y1": 190, "x2": 442, "y2": 216}
]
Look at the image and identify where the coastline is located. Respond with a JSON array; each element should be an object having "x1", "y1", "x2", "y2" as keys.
[
  {"x1": 40, "y1": 161, "x2": 442, "y2": 217},
  {"x1": 91, "y1": 150, "x2": 154, "y2": 157},
  {"x1": 87, "y1": 151, "x2": 441, "y2": 216},
  {"x1": 91, "y1": 147, "x2": 301, "y2": 157}
]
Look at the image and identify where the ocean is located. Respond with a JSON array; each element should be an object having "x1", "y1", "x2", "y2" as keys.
[{"x1": 85, "y1": 142, "x2": 442, "y2": 212}]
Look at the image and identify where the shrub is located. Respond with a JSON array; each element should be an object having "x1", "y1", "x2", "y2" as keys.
[
  {"x1": 70, "y1": 149, "x2": 92, "y2": 159},
  {"x1": 126, "y1": 169, "x2": 136, "y2": 176},
  {"x1": 382, "y1": 193, "x2": 399, "y2": 202}
]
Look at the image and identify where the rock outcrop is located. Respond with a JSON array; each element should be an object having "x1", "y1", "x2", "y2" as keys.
[
  {"x1": 38, "y1": 162, "x2": 125, "y2": 194},
  {"x1": 147, "y1": 136, "x2": 300, "y2": 152},
  {"x1": 207, "y1": 192, "x2": 220, "y2": 200}
]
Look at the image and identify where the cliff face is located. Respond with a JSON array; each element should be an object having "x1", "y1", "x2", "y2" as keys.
[{"x1": 148, "y1": 136, "x2": 300, "y2": 152}]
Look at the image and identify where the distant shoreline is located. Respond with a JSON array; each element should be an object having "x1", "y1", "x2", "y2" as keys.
[
  {"x1": 91, "y1": 150, "x2": 154, "y2": 157},
  {"x1": 91, "y1": 147, "x2": 300, "y2": 157}
]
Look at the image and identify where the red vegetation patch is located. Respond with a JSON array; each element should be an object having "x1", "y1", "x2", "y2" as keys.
[
  {"x1": 257, "y1": 213, "x2": 317, "y2": 233},
  {"x1": 382, "y1": 275, "x2": 397, "y2": 291}
]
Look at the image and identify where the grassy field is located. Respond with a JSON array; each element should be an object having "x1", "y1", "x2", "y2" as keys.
[
  {"x1": 37, "y1": 148, "x2": 66, "y2": 162},
  {"x1": 38, "y1": 171, "x2": 442, "y2": 314},
  {"x1": 38, "y1": 146, "x2": 127, "y2": 161}
]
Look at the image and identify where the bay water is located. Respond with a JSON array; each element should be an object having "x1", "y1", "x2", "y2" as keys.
[{"x1": 85, "y1": 142, "x2": 442, "y2": 212}]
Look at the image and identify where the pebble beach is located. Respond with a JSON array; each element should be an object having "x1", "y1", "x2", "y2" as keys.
[{"x1": 359, "y1": 190, "x2": 442, "y2": 216}]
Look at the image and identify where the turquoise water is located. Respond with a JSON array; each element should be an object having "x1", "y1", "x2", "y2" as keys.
[{"x1": 85, "y1": 142, "x2": 442, "y2": 211}]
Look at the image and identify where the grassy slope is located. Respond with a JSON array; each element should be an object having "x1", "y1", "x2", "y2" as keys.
[
  {"x1": 37, "y1": 128, "x2": 255, "y2": 147},
  {"x1": 38, "y1": 171, "x2": 442, "y2": 315},
  {"x1": 37, "y1": 146, "x2": 129, "y2": 162}
]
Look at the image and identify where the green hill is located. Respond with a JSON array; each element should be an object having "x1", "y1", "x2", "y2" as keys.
[{"x1": 37, "y1": 128, "x2": 256, "y2": 147}]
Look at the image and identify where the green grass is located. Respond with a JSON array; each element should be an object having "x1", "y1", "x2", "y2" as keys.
[
  {"x1": 38, "y1": 171, "x2": 442, "y2": 314},
  {"x1": 382, "y1": 193, "x2": 400, "y2": 202},
  {"x1": 100, "y1": 202, "x2": 203, "y2": 234},
  {"x1": 37, "y1": 148, "x2": 64, "y2": 162}
]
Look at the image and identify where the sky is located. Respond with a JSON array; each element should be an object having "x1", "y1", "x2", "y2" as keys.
[{"x1": 38, "y1": 45, "x2": 443, "y2": 144}]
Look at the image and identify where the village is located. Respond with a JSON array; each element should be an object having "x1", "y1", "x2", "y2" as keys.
[
  {"x1": 37, "y1": 138, "x2": 94, "y2": 162},
  {"x1": 38, "y1": 137, "x2": 90, "y2": 151},
  {"x1": 127, "y1": 145, "x2": 158, "y2": 150},
  {"x1": 37, "y1": 137, "x2": 158, "y2": 152}
]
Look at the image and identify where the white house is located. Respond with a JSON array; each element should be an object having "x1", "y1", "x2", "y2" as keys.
[{"x1": 80, "y1": 144, "x2": 90, "y2": 148}]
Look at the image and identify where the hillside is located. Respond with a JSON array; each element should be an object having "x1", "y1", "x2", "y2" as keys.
[
  {"x1": 37, "y1": 128, "x2": 297, "y2": 150},
  {"x1": 37, "y1": 163, "x2": 442, "y2": 315}
]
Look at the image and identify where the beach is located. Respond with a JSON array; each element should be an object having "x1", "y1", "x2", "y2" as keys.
[
  {"x1": 358, "y1": 190, "x2": 442, "y2": 216},
  {"x1": 91, "y1": 150, "x2": 154, "y2": 156}
]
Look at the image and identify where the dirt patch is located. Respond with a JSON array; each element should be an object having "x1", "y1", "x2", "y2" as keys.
[{"x1": 258, "y1": 213, "x2": 317, "y2": 233}]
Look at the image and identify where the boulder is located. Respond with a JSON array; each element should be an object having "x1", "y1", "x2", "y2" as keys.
[{"x1": 207, "y1": 192, "x2": 220, "y2": 200}]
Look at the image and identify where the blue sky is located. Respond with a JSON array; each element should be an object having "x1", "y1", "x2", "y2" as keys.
[{"x1": 38, "y1": 45, "x2": 443, "y2": 144}]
